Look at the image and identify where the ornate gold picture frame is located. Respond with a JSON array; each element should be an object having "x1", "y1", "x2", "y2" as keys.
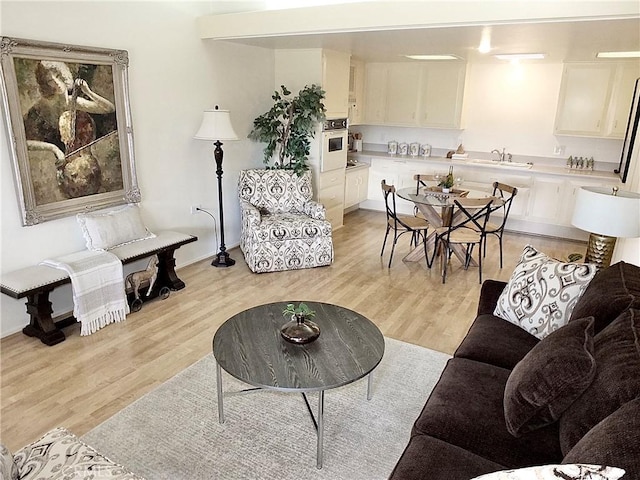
[{"x1": 0, "y1": 37, "x2": 139, "y2": 226}]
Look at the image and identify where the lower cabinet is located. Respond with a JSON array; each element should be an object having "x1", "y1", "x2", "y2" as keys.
[
  {"x1": 344, "y1": 167, "x2": 369, "y2": 208},
  {"x1": 317, "y1": 168, "x2": 346, "y2": 229}
]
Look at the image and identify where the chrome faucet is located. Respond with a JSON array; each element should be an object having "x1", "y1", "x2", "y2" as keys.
[{"x1": 491, "y1": 148, "x2": 512, "y2": 162}]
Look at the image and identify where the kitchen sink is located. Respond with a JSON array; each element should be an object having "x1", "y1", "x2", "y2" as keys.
[{"x1": 467, "y1": 158, "x2": 533, "y2": 169}]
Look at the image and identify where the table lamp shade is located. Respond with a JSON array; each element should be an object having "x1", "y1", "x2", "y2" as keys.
[
  {"x1": 571, "y1": 186, "x2": 640, "y2": 238},
  {"x1": 194, "y1": 107, "x2": 238, "y2": 141}
]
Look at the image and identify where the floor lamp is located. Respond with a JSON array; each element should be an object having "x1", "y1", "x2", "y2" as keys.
[
  {"x1": 194, "y1": 106, "x2": 239, "y2": 267},
  {"x1": 571, "y1": 186, "x2": 640, "y2": 270}
]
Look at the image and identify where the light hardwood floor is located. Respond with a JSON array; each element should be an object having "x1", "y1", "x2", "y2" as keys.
[{"x1": 0, "y1": 209, "x2": 584, "y2": 451}]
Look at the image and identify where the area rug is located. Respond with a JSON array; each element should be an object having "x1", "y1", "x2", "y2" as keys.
[{"x1": 82, "y1": 337, "x2": 451, "y2": 480}]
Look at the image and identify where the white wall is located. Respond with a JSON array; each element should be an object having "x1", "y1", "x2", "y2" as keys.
[
  {"x1": 357, "y1": 62, "x2": 625, "y2": 167},
  {"x1": 0, "y1": 1, "x2": 274, "y2": 336}
]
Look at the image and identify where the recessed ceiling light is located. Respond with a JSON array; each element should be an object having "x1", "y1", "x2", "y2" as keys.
[
  {"x1": 494, "y1": 53, "x2": 546, "y2": 61},
  {"x1": 596, "y1": 51, "x2": 640, "y2": 58},
  {"x1": 404, "y1": 54, "x2": 460, "y2": 61}
]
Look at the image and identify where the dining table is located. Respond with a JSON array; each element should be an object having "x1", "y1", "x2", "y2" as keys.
[{"x1": 395, "y1": 186, "x2": 502, "y2": 268}]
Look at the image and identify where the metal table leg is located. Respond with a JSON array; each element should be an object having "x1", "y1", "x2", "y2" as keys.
[
  {"x1": 216, "y1": 361, "x2": 225, "y2": 424},
  {"x1": 367, "y1": 371, "x2": 374, "y2": 400},
  {"x1": 317, "y1": 390, "x2": 324, "y2": 469}
]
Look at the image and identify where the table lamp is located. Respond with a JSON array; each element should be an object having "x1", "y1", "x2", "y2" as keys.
[
  {"x1": 571, "y1": 186, "x2": 640, "y2": 269},
  {"x1": 194, "y1": 106, "x2": 238, "y2": 267}
]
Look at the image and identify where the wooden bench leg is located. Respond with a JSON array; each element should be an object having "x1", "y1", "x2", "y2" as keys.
[
  {"x1": 22, "y1": 290, "x2": 67, "y2": 346},
  {"x1": 153, "y1": 248, "x2": 185, "y2": 293}
]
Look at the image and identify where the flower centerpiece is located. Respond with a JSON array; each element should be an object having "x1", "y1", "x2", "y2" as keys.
[{"x1": 280, "y1": 302, "x2": 320, "y2": 344}]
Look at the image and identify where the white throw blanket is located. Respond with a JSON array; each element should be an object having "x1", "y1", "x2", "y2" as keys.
[{"x1": 41, "y1": 250, "x2": 129, "y2": 336}]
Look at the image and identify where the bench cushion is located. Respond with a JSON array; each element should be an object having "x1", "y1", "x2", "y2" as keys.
[{"x1": 0, "y1": 231, "x2": 195, "y2": 298}]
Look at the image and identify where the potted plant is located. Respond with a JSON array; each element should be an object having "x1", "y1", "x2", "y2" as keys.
[
  {"x1": 280, "y1": 302, "x2": 320, "y2": 344},
  {"x1": 248, "y1": 84, "x2": 326, "y2": 175},
  {"x1": 439, "y1": 166, "x2": 455, "y2": 193}
]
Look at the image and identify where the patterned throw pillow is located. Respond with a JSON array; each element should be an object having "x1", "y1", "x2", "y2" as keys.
[
  {"x1": 494, "y1": 245, "x2": 597, "y2": 339},
  {"x1": 470, "y1": 464, "x2": 625, "y2": 480},
  {"x1": 0, "y1": 443, "x2": 19, "y2": 480}
]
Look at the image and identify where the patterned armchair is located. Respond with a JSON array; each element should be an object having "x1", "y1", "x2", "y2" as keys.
[{"x1": 238, "y1": 169, "x2": 334, "y2": 273}]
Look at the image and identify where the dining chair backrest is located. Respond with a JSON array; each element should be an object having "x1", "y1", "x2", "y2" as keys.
[
  {"x1": 448, "y1": 197, "x2": 495, "y2": 237},
  {"x1": 381, "y1": 179, "x2": 399, "y2": 222},
  {"x1": 490, "y1": 182, "x2": 518, "y2": 228},
  {"x1": 414, "y1": 174, "x2": 438, "y2": 194}
]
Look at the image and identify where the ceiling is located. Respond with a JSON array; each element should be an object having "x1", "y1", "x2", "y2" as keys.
[{"x1": 220, "y1": 17, "x2": 640, "y2": 64}]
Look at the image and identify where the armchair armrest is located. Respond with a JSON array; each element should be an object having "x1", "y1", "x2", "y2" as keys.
[
  {"x1": 477, "y1": 279, "x2": 508, "y2": 316},
  {"x1": 303, "y1": 200, "x2": 326, "y2": 220},
  {"x1": 239, "y1": 199, "x2": 261, "y2": 227}
]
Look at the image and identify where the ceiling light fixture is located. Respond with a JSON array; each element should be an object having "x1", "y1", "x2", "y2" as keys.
[
  {"x1": 494, "y1": 53, "x2": 546, "y2": 61},
  {"x1": 404, "y1": 54, "x2": 460, "y2": 61},
  {"x1": 596, "y1": 51, "x2": 640, "y2": 58}
]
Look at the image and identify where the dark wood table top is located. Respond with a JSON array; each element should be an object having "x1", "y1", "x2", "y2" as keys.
[{"x1": 213, "y1": 301, "x2": 385, "y2": 393}]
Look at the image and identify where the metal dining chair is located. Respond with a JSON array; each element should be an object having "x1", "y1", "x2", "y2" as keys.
[
  {"x1": 482, "y1": 182, "x2": 518, "y2": 268},
  {"x1": 381, "y1": 180, "x2": 432, "y2": 268},
  {"x1": 413, "y1": 174, "x2": 439, "y2": 217},
  {"x1": 429, "y1": 196, "x2": 494, "y2": 284}
]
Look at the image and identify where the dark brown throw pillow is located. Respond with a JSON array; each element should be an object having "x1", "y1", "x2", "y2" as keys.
[{"x1": 504, "y1": 317, "x2": 596, "y2": 437}]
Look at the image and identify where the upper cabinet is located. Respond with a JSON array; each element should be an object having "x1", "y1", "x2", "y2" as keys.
[
  {"x1": 322, "y1": 49, "x2": 351, "y2": 119},
  {"x1": 348, "y1": 59, "x2": 365, "y2": 125},
  {"x1": 362, "y1": 62, "x2": 466, "y2": 129},
  {"x1": 554, "y1": 62, "x2": 640, "y2": 138}
]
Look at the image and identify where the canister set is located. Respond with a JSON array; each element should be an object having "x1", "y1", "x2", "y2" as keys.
[{"x1": 388, "y1": 141, "x2": 431, "y2": 157}]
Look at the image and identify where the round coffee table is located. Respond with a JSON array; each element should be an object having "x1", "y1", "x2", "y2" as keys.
[{"x1": 213, "y1": 301, "x2": 385, "y2": 468}]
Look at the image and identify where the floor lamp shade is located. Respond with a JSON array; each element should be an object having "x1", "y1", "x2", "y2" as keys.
[
  {"x1": 571, "y1": 186, "x2": 640, "y2": 269},
  {"x1": 194, "y1": 106, "x2": 238, "y2": 267}
]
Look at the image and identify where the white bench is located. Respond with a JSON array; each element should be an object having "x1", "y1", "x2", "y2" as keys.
[{"x1": 0, "y1": 231, "x2": 197, "y2": 346}]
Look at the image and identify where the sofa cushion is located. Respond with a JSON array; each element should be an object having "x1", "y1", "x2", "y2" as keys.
[
  {"x1": 254, "y1": 213, "x2": 332, "y2": 241},
  {"x1": 494, "y1": 245, "x2": 596, "y2": 340},
  {"x1": 504, "y1": 317, "x2": 596, "y2": 437},
  {"x1": 0, "y1": 444, "x2": 18, "y2": 480},
  {"x1": 569, "y1": 261, "x2": 640, "y2": 334},
  {"x1": 454, "y1": 314, "x2": 539, "y2": 370},
  {"x1": 77, "y1": 204, "x2": 155, "y2": 251},
  {"x1": 389, "y1": 433, "x2": 505, "y2": 480},
  {"x1": 13, "y1": 427, "x2": 143, "y2": 480},
  {"x1": 471, "y1": 464, "x2": 625, "y2": 480},
  {"x1": 413, "y1": 358, "x2": 562, "y2": 468},
  {"x1": 559, "y1": 308, "x2": 640, "y2": 455},
  {"x1": 562, "y1": 397, "x2": 640, "y2": 477}
]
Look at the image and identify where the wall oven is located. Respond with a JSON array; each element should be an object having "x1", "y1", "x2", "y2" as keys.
[{"x1": 321, "y1": 118, "x2": 348, "y2": 172}]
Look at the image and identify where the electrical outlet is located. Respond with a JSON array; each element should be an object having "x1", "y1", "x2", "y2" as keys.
[
  {"x1": 553, "y1": 145, "x2": 565, "y2": 155},
  {"x1": 190, "y1": 205, "x2": 201, "y2": 215}
]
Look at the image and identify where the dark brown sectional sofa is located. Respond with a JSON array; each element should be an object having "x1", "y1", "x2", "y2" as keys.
[{"x1": 389, "y1": 261, "x2": 640, "y2": 479}]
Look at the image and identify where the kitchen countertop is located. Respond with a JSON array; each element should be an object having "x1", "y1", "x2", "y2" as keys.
[{"x1": 348, "y1": 150, "x2": 621, "y2": 182}]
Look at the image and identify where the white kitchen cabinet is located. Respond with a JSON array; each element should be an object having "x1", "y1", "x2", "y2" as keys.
[
  {"x1": 322, "y1": 49, "x2": 351, "y2": 119},
  {"x1": 561, "y1": 178, "x2": 617, "y2": 226},
  {"x1": 419, "y1": 63, "x2": 466, "y2": 128},
  {"x1": 363, "y1": 63, "x2": 388, "y2": 124},
  {"x1": 362, "y1": 61, "x2": 466, "y2": 128},
  {"x1": 385, "y1": 63, "x2": 421, "y2": 125},
  {"x1": 318, "y1": 168, "x2": 346, "y2": 229},
  {"x1": 554, "y1": 62, "x2": 639, "y2": 138},
  {"x1": 348, "y1": 59, "x2": 365, "y2": 125},
  {"x1": 528, "y1": 177, "x2": 565, "y2": 224},
  {"x1": 344, "y1": 167, "x2": 369, "y2": 208},
  {"x1": 608, "y1": 63, "x2": 640, "y2": 137}
]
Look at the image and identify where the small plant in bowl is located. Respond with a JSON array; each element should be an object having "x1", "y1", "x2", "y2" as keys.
[
  {"x1": 283, "y1": 302, "x2": 315, "y2": 320},
  {"x1": 281, "y1": 302, "x2": 320, "y2": 344},
  {"x1": 438, "y1": 166, "x2": 455, "y2": 192}
]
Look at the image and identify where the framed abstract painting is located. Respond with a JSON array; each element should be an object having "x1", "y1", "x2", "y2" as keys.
[{"x1": 0, "y1": 37, "x2": 140, "y2": 226}]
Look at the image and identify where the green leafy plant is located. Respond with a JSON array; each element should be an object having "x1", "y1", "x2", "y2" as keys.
[
  {"x1": 248, "y1": 84, "x2": 326, "y2": 175},
  {"x1": 439, "y1": 166, "x2": 455, "y2": 189},
  {"x1": 282, "y1": 302, "x2": 316, "y2": 319}
]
